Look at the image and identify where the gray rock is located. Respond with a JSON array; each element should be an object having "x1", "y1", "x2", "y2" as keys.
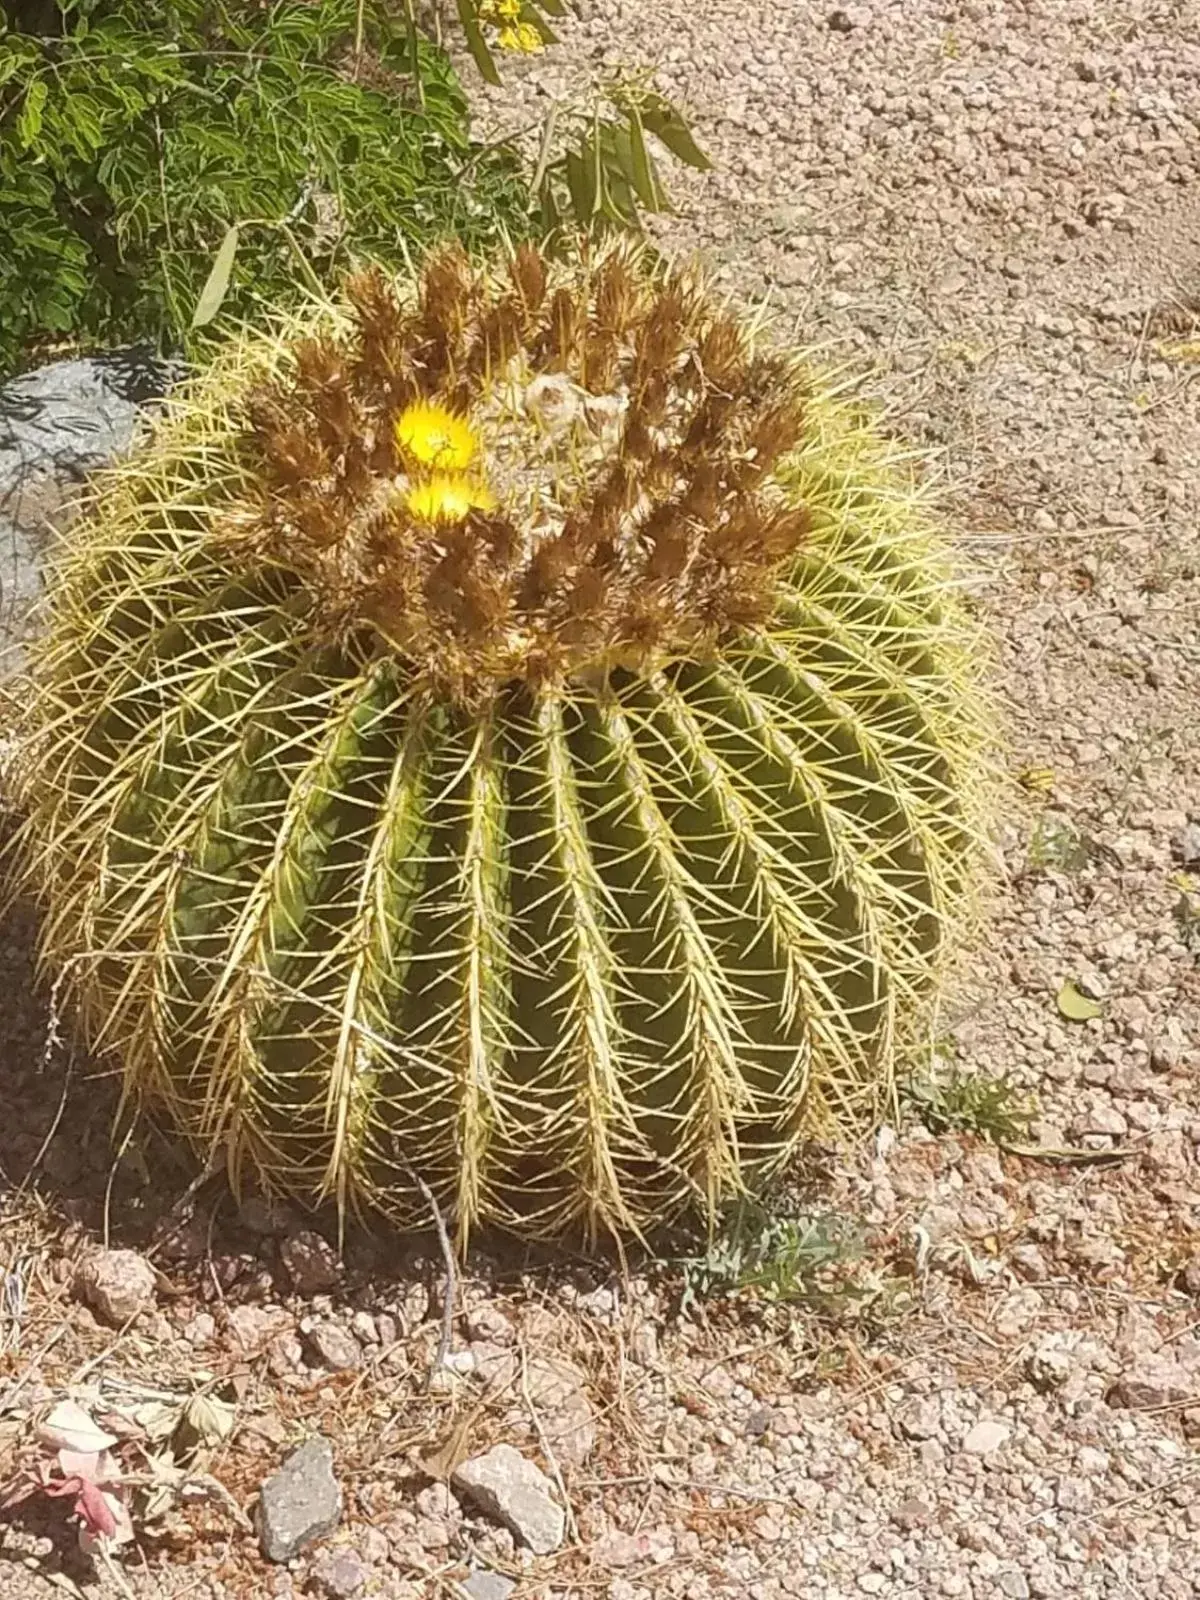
[
  {"x1": 256, "y1": 1436, "x2": 342, "y2": 1563},
  {"x1": 896, "y1": 1396, "x2": 941, "y2": 1440},
  {"x1": 0, "y1": 354, "x2": 174, "y2": 665},
  {"x1": 1026, "y1": 1336, "x2": 1074, "y2": 1391},
  {"x1": 452, "y1": 1444, "x2": 565, "y2": 1556},
  {"x1": 73, "y1": 1248, "x2": 156, "y2": 1326},
  {"x1": 279, "y1": 1229, "x2": 341, "y2": 1295},
  {"x1": 303, "y1": 1321, "x2": 361, "y2": 1372},
  {"x1": 462, "y1": 1573, "x2": 516, "y2": 1600}
]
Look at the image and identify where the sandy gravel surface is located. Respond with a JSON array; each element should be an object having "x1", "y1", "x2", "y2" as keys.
[{"x1": 1, "y1": 3, "x2": 1198, "y2": 1596}]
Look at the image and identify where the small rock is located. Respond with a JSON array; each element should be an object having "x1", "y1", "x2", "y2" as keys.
[
  {"x1": 519, "y1": 1356, "x2": 596, "y2": 1468},
  {"x1": 1009, "y1": 1243, "x2": 1049, "y2": 1281},
  {"x1": 73, "y1": 1249, "x2": 156, "y2": 1326},
  {"x1": 892, "y1": 1497, "x2": 930, "y2": 1531},
  {"x1": 256, "y1": 1436, "x2": 342, "y2": 1563},
  {"x1": 827, "y1": 5, "x2": 865, "y2": 29},
  {"x1": 267, "y1": 1330, "x2": 305, "y2": 1377},
  {"x1": 465, "y1": 1304, "x2": 515, "y2": 1345},
  {"x1": 185, "y1": 1311, "x2": 217, "y2": 1347},
  {"x1": 744, "y1": 1405, "x2": 774, "y2": 1438},
  {"x1": 280, "y1": 1231, "x2": 341, "y2": 1295},
  {"x1": 574, "y1": 1284, "x2": 618, "y2": 1321},
  {"x1": 1069, "y1": 1101, "x2": 1127, "y2": 1140},
  {"x1": 630, "y1": 1319, "x2": 658, "y2": 1365},
  {"x1": 415, "y1": 1483, "x2": 461, "y2": 1525},
  {"x1": 997, "y1": 1573, "x2": 1030, "y2": 1600},
  {"x1": 595, "y1": 1530, "x2": 652, "y2": 1568},
  {"x1": 452, "y1": 1444, "x2": 565, "y2": 1556},
  {"x1": 1173, "y1": 823, "x2": 1200, "y2": 867},
  {"x1": 461, "y1": 1573, "x2": 516, "y2": 1600},
  {"x1": 227, "y1": 1304, "x2": 294, "y2": 1356},
  {"x1": 310, "y1": 1547, "x2": 367, "y2": 1599},
  {"x1": 350, "y1": 1310, "x2": 380, "y2": 1345},
  {"x1": 303, "y1": 1322, "x2": 361, "y2": 1372},
  {"x1": 962, "y1": 1419, "x2": 1011, "y2": 1456},
  {"x1": 414, "y1": 1515, "x2": 453, "y2": 1551},
  {"x1": 1108, "y1": 1354, "x2": 1195, "y2": 1411},
  {"x1": 857, "y1": 1575, "x2": 887, "y2": 1596},
  {"x1": 896, "y1": 1396, "x2": 941, "y2": 1440},
  {"x1": 1026, "y1": 1337, "x2": 1074, "y2": 1391}
]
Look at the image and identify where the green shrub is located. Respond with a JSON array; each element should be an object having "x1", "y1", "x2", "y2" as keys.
[
  {"x1": 0, "y1": 0, "x2": 532, "y2": 375},
  {"x1": 17, "y1": 241, "x2": 991, "y2": 1248}
]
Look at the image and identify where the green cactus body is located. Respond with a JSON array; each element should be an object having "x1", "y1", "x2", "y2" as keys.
[{"x1": 18, "y1": 242, "x2": 989, "y2": 1244}]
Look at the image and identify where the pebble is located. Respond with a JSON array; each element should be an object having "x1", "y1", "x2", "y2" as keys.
[
  {"x1": 310, "y1": 1547, "x2": 368, "y2": 1598},
  {"x1": 461, "y1": 1574, "x2": 517, "y2": 1600},
  {"x1": 1174, "y1": 823, "x2": 1200, "y2": 867},
  {"x1": 962, "y1": 1419, "x2": 1011, "y2": 1456},
  {"x1": 303, "y1": 1320, "x2": 361, "y2": 1372},
  {"x1": 998, "y1": 1572, "x2": 1030, "y2": 1599},
  {"x1": 72, "y1": 1249, "x2": 156, "y2": 1326}
]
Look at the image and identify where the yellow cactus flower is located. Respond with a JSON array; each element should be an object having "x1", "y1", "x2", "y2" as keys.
[
  {"x1": 498, "y1": 21, "x2": 544, "y2": 52},
  {"x1": 480, "y1": 0, "x2": 520, "y2": 18},
  {"x1": 396, "y1": 401, "x2": 478, "y2": 472},
  {"x1": 406, "y1": 474, "x2": 496, "y2": 523}
]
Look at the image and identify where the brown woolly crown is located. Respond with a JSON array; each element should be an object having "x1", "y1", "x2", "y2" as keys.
[{"x1": 229, "y1": 241, "x2": 811, "y2": 700}]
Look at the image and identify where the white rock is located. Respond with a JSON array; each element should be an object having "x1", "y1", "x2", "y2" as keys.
[
  {"x1": 961, "y1": 1419, "x2": 1011, "y2": 1455},
  {"x1": 452, "y1": 1444, "x2": 564, "y2": 1555}
]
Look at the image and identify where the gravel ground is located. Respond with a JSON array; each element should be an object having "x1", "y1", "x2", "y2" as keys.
[{"x1": 2, "y1": 2, "x2": 1199, "y2": 1596}]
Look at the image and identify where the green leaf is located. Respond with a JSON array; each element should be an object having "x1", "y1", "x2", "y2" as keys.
[
  {"x1": 563, "y1": 143, "x2": 595, "y2": 223},
  {"x1": 1056, "y1": 980, "x2": 1102, "y2": 1023},
  {"x1": 619, "y1": 108, "x2": 665, "y2": 211},
  {"x1": 530, "y1": 0, "x2": 567, "y2": 15},
  {"x1": 640, "y1": 94, "x2": 711, "y2": 171},
  {"x1": 16, "y1": 80, "x2": 48, "y2": 150},
  {"x1": 599, "y1": 126, "x2": 641, "y2": 226},
  {"x1": 590, "y1": 114, "x2": 605, "y2": 216},
  {"x1": 190, "y1": 225, "x2": 239, "y2": 329},
  {"x1": 455, "y1": 0, "x2": 502, "y2": 86},
  {"x1": 0, "y1": 47, "x2": 38, "y2": 90},
  {"x1": 538, "y1": 174, "x2": 562, "y2": 234}
]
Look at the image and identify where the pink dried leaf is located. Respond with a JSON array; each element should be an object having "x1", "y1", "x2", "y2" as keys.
[{"x1": 74, "y1": 1478, "x2": 121, "y2": 1539}]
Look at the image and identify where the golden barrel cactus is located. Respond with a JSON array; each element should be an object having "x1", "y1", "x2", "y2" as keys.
[{"x1": 16, "y1": 242, "x2": 989, "y2": 1245}]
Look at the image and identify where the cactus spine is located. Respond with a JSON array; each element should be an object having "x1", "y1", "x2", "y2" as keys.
[{"x1": 17, "y1": 241, "x2": 989, "y2": 1245}]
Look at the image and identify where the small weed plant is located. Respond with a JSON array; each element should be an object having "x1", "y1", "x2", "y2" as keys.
[
  {"x1": 903, "y1": 1062, "x2": 1036, "y2": 1145},
  {"x1": 678, "y1": 1201, "x2": 870, "y2": 1314}
]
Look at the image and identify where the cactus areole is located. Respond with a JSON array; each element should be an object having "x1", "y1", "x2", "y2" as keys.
[{"x1": 19, "y1": 242, "x2": 988, "y2": 1246}]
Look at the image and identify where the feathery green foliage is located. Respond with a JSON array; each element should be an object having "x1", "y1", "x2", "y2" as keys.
[
  {"x1": 15, "y1": 240, "x2": 991, "y2": 1247},
  {"x1": 0, "y1": 0, "x2": 529, "y2": 375}
]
